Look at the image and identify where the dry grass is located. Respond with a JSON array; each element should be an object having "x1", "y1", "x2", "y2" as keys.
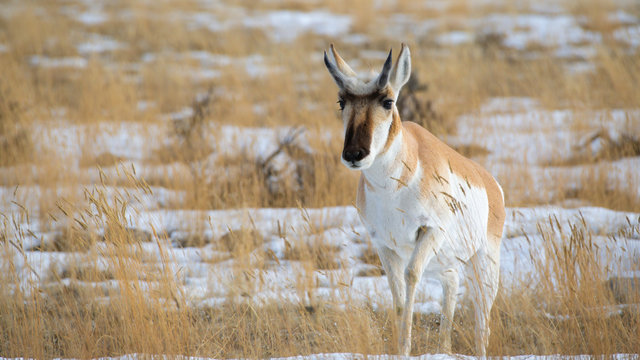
[
  {"x1": 1, "y1": 0, "x2": 640, "y2": 358},
  {"x1": 2, "y1": 181, "x2": 638, "y2": 357},
  {"x1": 492, "y1": 218, "x2": 640, "y2": 355}
]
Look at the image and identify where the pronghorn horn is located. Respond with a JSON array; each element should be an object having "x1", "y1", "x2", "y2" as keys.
[
  {"x1": 330, "y1": 44, "x2": 357, "y2": 77},
  {"x1": 324, "y1": 50, "x2": 347, "y2": 89},
  {"x1": 376, "y1": 49, "x2": 393, "y2": 89}
]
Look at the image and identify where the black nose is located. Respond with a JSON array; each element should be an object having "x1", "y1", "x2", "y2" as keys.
[{"x1": 343, "y1": 147, "x2": 369, "y2": 163}]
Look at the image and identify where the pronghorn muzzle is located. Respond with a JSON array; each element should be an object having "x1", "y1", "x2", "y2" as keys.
[
  {"x1": 342, "y1": 146, "x2": 369, "y2": 163},
  {"x1": 342, "y1": 119, "x2": 372, "y2": 166}
]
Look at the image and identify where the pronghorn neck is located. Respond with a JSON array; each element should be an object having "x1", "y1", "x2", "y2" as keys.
[{"x1": 361, "y1": 118, "x2": 413, "y2": 190}]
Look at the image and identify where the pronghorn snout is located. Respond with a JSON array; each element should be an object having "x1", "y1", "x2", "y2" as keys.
[{"x1": 342, "y1": 146, "x2": 369, "y2": 163}]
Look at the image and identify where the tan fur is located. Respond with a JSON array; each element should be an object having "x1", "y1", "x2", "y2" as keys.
[
  {"x1": 382, "y1": 105, "x2": 402, "y2": 154},
  {"x1": 400, "y1": 121, "x2": 506, "y2": 240}
]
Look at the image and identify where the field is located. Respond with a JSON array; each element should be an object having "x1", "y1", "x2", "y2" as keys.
[{"x1": 1, "y1": 0, "x2": 640, "y2": 358}]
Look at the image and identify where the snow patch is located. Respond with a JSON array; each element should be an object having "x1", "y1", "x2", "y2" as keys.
[
  {"x1": 76, "y1": 10, "x2": 109, "y2": 25},
  {"x1": 29, "y1": 56, "x2": 88, "y2": 69},
  {"x1": 76, "y1": 34, "x2": 123, "y2": 54},
  {"x1": 613, "y1": 26, "x2": 640, "y2": 48},
  {"x1": 478, "y1": 14, "x2": 601, "y2": 50},
  {"x1": 243, "y1": 10, "x2": 351, "y2": 43},
  {"x1": 608, "y1": 10, "x2": 638, "y2": 25},
  {"x1": 436, "y1": 31, "x2": 473, "y2": 46}
]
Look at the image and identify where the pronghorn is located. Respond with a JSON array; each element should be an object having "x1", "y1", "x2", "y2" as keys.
[{"x1": 323, "y1": 44, "x2": 505, "y2": 356}]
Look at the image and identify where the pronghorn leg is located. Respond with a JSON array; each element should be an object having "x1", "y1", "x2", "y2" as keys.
[
  {"x1": 399, "y1": 227, "x2": 442, "y2": 356},
  {"x1": 468, "y1": 246, "x2": 500, "y2": 357},
  {"x1": 377, "y1": 245, "x2": 407, "y2": 353},
  {"x1": 377, "y1": 245, "x2": 406, "y2": 317},
  {"x1": 438, "y1": 268, "x2": 459, "y2": 354}
]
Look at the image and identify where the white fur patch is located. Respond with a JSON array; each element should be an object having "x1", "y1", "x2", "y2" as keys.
[{"x1": 342, "y1": 77, "x2": 379, "y2": 96}]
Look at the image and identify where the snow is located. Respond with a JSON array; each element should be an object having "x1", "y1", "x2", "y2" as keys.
[
  {"x1": 173, "y1": 9, "x2": 351, "y2": 43},
  {"x1": 76, "y1": 34, "x2": 123, "y2": 54},
  {"x1": 388, "y1": 15, "x2": 439, "y2": 40},
  {"x1": 31, "y1": 121, "x2": 165, "y2": 164},
  {"x1": 387, "y1": 12, "x2": 604, "y2": 53},
  {"x1": 214, "y1": 125, "x2": 314, "y2": 158},
  {"x1": 185, "y1": 12, "x2": 230, "y2": 33},
  {"x1": 613, "y1": 26, "x2": 640, "y2": 48},
  {"x1": 60, "y1": 1, "x2": 110, "y2": 26},
  {"x1": 342, "y1": 33, "x2": 369, "y2": 45},
  {"x1": 478, "y1": 14, "x2": 601, "y2": 50},
  {"x1": 554, "y1": 45, "x2": 596, "y2": 60},
  {"x1": 478, "y1": 97, "x2": 541, "y2": 114},
  {"x1": 563, "y1": 61, "x2": 596, "y2": 75},
  {"x1": 141, "y1": 51, "x2": 271, "y2": 79},
  {"x1": 135, "y1": 206, "x2": 640, "y2": 308},
  {"x1": 242, "y1": 11, "x2": 351, "y2": 43},
  {"x1": 608, "y1": 10, "x2": 638, "y2": 25},
  {"x1": 436, "y1": 31, "x2": 473, "y2": 46},
  {"x1": 76, "y1": 10, "x2": 109, "y2": 25},
  {"x1": 445, "y1": 98, "x2": 640, "y2": 209},
  {"x1": 450, "y1": 98, "x2": 640, "y2": 166},
  {"x1": 26, "y1": 118, "x2": 315, "y2": 170},
  {"x1": 136, "y1": 100, "x2": 156, "y2": 112},
  {"x1": 29, "y1": 56, "x2": 88, "y2": 69},
  {"x1": 3, "y1": 201, "x2": 639, "y2": 314},
  {"x1": 501, "y1": 207, "x2": 640, "y2": 289}
]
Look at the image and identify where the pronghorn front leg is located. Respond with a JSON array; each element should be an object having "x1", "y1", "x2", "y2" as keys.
[
  {"x1": 399, "y1": 226, "x2": 443, "y2": 356},
  {"x1": 377, "y1": 245, "x2": 406, "y2": 317}
]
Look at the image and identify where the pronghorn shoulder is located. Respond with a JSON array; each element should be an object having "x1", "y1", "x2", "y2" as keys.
[{"x1": 402, "y1": 121, "x2": 506, "y2": 238}]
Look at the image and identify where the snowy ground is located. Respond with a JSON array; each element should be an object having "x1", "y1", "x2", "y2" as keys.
[
  {"x1": 3, "y1": 95, "x2": 639, "y2": 315},
  {"x1": 448, "y1": 98, "x2": 640, "y2": 205},
  {"x1": 4, "y1": 202, "x2": 640, "y2": 314}
]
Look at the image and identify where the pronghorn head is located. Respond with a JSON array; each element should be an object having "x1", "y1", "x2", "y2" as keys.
[{"x1": 324, "y1": 44, "x2": 411, "y2": 170}]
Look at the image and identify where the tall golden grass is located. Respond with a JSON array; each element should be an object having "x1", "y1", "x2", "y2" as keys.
[
  {"x1": 2, "y1": 170, "x2": 638, "y2": 357},
  {"x1": 1, "y1": 0, "x2": 639, "y2": 358}
]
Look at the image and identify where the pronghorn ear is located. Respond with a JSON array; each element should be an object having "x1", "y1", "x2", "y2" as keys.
[{"x1": 390, "y1": 43, "x2": 411, "y2": 92}]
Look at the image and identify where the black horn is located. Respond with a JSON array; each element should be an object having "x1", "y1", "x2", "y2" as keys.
[
  {"x1": 324, "y1": 51, "x2": 346, "y2": 89},
  {"x1": 376, "y1": 49, "x2": 393, "y2": 89}
]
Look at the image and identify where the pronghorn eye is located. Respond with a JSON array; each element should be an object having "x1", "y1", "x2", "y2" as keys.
[
  {"x1": 338, "y1": 99, "x2": 345, "y2": 110},
  {"x1": 382, "y1": 99, "x2": 394, "y2": 110}
]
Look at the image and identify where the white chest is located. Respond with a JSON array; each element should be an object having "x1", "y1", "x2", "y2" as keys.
[
  {"x1": 357, "y1": 171, "x2": 490, "y2": 268},
  {"x1": 358, "y1": 178, "x2": 431, "y2": 257}
]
